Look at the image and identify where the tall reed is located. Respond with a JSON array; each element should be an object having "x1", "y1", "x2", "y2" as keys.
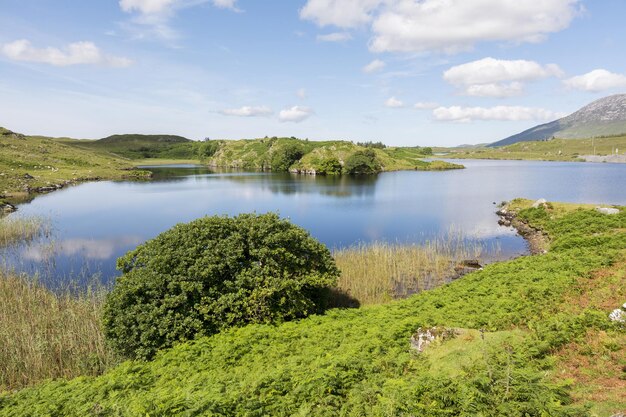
[
  {"x1": 0, "y1": 273, "x2": 119, "y2": 391},
  {"x1": 333, "y1": 233, "x2": 484, "y2": 305},
  {"x1": 0, "y1": 215, "x2": 49, "y2": 248}
]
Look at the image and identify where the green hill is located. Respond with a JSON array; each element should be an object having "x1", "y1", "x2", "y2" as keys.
[
  {"x1": 206, "y1": 137, "x2": 461, "y2": 173},
  {"x1": 57, "y1": 134, "x2": 197, "y2": 160},
  {"x1": 1, "y1": 200, "x2": 623, "y2": 416},
  {"x1": 0, "y1": 128, "x2": 150, "y2": 200}
]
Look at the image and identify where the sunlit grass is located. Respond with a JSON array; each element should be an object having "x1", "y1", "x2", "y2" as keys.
[
  {"x1": 0, "y1": 273, "x2": 119, "y2": 391},
  {"x1": 0, "y1": 215, "x2": 49, "y2": 248},
  {"x1": 333, "y1": 233, "x2": 485, "y2": 305}
]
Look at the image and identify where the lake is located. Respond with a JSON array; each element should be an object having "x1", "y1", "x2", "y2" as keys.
[{"x1": 4, "y1": 159, "x2": 626, "y2": 286}]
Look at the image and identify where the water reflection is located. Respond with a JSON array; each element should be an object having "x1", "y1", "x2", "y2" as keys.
[{"x1": 6, "y1": 159, "x2": 626, "y2": 286}]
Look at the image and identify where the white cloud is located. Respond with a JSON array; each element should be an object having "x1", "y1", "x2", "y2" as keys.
[
  {"x1": 212, "y1": 0, "x2": 240, "y2": 11},
  {"x1": 119, "y1": 0, "x2": 240, "y2": 41},
  {"x1": 563, "y1": 69, "x2": 626, "y2": 92},
  {"x1": 279, "y1": 106, "x2": 314, "y2": 123},
  {"x1": 444, "y1": 58, "x2": 563, "y2": 86},
  {"x1": 301, "y1": 0, "x2": 582, "y2": 54},
  {"x1": 464, "y1": 82, "x2": 525, "y2": 98},
  {"x1": 297, "y1": 88, "x2": 307, "y2": 99},
  {"x1": 413, "y1": 101, "x2": 438, "y2": 110},
  {"x1": 317, "y1": 32, "x2": 353, "y2": 42},
  {"x1": 362, "y1": 59, "x2": 386, "y2": 73},
  {"x1": 443, "y1": 58, "x2": 563, "y2": 97},
  {"x1": 219, "y1": 106, "x2": 273, "y2": 117},
  {"x1": 119, "y1": 0, "x2": 176, "y2": 14},
  {"x1": 300, "y1": 0, "x2": 384, "y2": 28},
  {"x1": 384, "y1": 96, "x2": 404, "y2": 108},
  {"x1": 1, "y1": 39, "x2": 132, "y2": 67},
  {"x1": 433, "y1": 105, "x2": 564, "y2": 122}
]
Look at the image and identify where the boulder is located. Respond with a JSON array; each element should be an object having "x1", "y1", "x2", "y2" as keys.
[
  {"x1": 532, "y1": 198, "x2": 547, "y2": 208},
  {"x1": 410, "y1": 326, "x2": 458, "y2": 353},
  {"x1": 595, "y1": 207, "x2": 620, "y2": 215},
  {"x1": 1, "y1": 202, "x2": 17, "y2": 213}
]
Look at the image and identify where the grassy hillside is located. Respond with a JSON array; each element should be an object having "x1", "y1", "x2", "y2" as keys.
[
  {"x1": 207, "y1": 137, "x2": 462, "y2": 173},
  {"x1": 57, "y1": 134, "x2": 198, "y2": 160},
  {"x1": 441, "y1": 135, "x2": 626, "y2": 162},
  {"x1": 1, "y1": 200, "x2": 623, "y2": 416},
  {"x1": 0, "y1": 128, "x2": 150, "y2": 200},
  {"x1": 55, "y1": 134, "x2": 461, "y2": 173}
]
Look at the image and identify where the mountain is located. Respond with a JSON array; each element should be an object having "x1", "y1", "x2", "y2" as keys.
[
  {"x1": 490, "y1": 94, "x2": 626, "y2": 147},
  {"x1": 97, "y1": 134, "x2": 191, "y2": 144}
]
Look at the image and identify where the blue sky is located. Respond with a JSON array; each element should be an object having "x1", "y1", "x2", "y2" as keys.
[{"x1": 1, "y1": 0, "x2": 625, "y2": 146}]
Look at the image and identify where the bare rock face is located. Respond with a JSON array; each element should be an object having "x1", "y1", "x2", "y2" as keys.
[
  {"x1": 491, "y1": 94, "x2": 626, "y2": 146},
  {"x1": 532, "y1": 198, "x2": 548, "y2": 208}
]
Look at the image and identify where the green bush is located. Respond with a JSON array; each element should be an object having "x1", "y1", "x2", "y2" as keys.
[
  {"x1": 344, "y1": 149, "x2": 382, "y2": 174},
  {"x1": 270, "y1": 143, "x2": 304, "y2": 171},
  {"x1": 317, "y1": 156, "x2": 342, "y2": 175},
  {"x1": 197, "y1": 140, "x2": 220, "y2": 158},
  {"x1": 103, "y1": 213, "x2": 339, "y2": 360}
]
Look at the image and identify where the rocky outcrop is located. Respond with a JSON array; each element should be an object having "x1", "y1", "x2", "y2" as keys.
[
  {"x1": 1, "y1": 201, "x2": 17, "y2": 213},
  {"x1": 596, "y1": 207, "x2": 620, "y2": 215},
  {"x1": 497, "y1": 203, "x2": 549, "y2": 255},
  {"x1": 410, "y1": 327, "x2": 458, "y2": 353}
]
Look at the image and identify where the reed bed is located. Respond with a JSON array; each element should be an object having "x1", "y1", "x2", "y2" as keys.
[
  {"x1": 333, "y1": 234, "x2": 484, "y2": 305},
  {"x1": 0, "y1": 215, "x2": 49, "y2": 248},
  {"x1": 0, "y1": 273, "x2": 119, "y2": 391}
]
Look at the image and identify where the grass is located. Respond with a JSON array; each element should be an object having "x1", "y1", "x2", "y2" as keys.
[
  {"x1": 333, "y1": 235, "x2": 484, "y2": 305},
  {"x1": 439, "y1": 135, "x2": 626, "y2": 162},
  {"x1": 131, "y1": 158, "x2": 201, "y2": 166},
  {"x1": 0, "y1": 273, "x2": 119, "y2": 392},
  {"x1": 0, "y1": 127, "x2": 151, "y2": 198},
  {"x1": 0, "y1": 215, "x2": 49, "y2": 248},
  {"x1": 58, "y1": 135, "x2": 198, "y2": 160},
  {"x1": 1, "y1": 128, "x2": 461, "y2": 198},
  {"x1": 1, "y1": 201, "x2": 623, "y2": 416}
]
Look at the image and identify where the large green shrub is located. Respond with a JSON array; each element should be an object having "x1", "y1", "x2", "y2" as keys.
[
  {"x1": 103, "y1": 213, "x2": 339, "y2": 360},
  {"x1": 270, "y1": 143, "x2": 305, "y2": 171},
  {"x1": 317, "y1": 156, "x2": 342, "y2": 175},
  {"x1": 344, "y1": 149, "x2": 382, "y2": 174}
]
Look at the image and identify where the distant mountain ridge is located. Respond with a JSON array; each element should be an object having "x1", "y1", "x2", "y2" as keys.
[
  {"x1": 98, "y1": 134, "x2": 191, "y2": 144},
  {"x1": 490, "y1": 94, "x2": 626, "y2": 147}
]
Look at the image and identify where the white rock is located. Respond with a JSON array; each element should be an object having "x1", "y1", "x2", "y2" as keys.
[
  {"x1": 609, "y1": 309, "x2": 625, "y2": 323},
  {"x1": 595, "y1": 207, "x2": 620, "y2": 215},
  {"x1": 532, "y1": 198, "x2": 547, "y2": 208}
]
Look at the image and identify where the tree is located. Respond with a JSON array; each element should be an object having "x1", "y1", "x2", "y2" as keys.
[
  {"x1": 318, "y1": 157, "x2": 342, "y2": 175},
  {"x1": 344, "y1": 149, "x2": 382, "y2": 174},
  {"x1": 270, "y1": 143, "x2": 304, "y2": 171},
  {"x1": 103, "y1": 213, "x2": 340, "y2": 360},
  {"x1": 197, "y1": 140, "x2": 220, "y2": 158}
]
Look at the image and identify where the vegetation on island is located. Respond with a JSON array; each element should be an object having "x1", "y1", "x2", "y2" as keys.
[
  {"x1": 0, "y1": 200, "x2": 624, "y2": 416},
  {"x1": 438, "y1": 135, "x2": 626, "y2": 162},
  {"x1": 203, "y1": 136, "x2": 460, "y2": 174},
  {"x1": 0, "y1": 127, "x2": 461, "y2": 202}
]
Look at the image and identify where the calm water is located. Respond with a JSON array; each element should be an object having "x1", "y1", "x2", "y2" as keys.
[{"x1": 5, "y1": 159, "x2": 626, "y2": 285}]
